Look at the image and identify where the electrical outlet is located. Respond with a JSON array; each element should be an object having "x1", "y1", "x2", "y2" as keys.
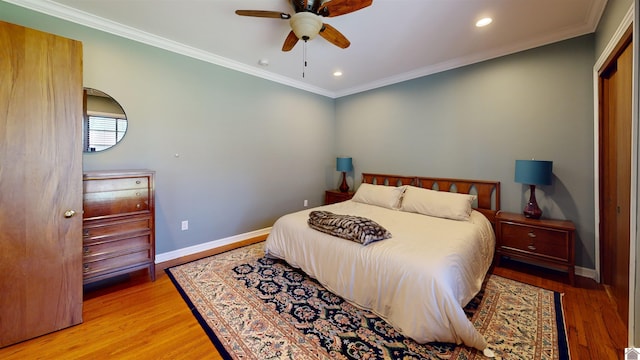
[
  {"x1": 304, "y1": 199, "x2": 308, "y2": 207},
  {"x1": 181, "y1": 220, "x2": 188, "y2": 231}
]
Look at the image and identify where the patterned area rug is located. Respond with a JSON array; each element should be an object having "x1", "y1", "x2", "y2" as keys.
[{"x1": 166, "y1": 242, "x2": 569, "y2": 360}]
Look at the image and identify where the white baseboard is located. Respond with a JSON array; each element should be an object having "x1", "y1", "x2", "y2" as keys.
[
  {"x1": 155, "y1": 227, "x2": 272, "y2": 264},
  {"x1": 157, "y1": 230, "x2": 600, "y2": 283},
  {"x1": 501, "y1": 256, "x2": 598, "y2": 282}
]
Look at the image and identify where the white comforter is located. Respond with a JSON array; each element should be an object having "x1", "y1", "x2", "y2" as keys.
[{"x1": 265, "y1": 200, "x2": 495, "y2": 350}]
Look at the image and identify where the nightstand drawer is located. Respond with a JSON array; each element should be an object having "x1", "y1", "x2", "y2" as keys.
[
  {"x1": 499, "y1": 222, "x2": 569, "y2": 261},
  {"x1": 495, "y1": 212, "x2": 575, "y2": 285},
  {"x1": 325, "y1": 190, "x2": 355, "y2": 204}
]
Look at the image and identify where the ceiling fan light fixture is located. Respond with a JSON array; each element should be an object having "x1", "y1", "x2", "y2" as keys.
[
  {"x1": 290, "y1": 12, "x2": 323, "y2": 40},
  {"x1": 476, "y1": 17, "x2": 493, "y2": 27}
]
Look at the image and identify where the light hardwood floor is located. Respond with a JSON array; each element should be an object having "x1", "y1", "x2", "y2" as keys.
[{"x1": 0, "y1": 245, "x2": 627, "y2": 360}]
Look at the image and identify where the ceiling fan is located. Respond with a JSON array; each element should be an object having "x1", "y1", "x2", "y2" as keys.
[{"x1": 235, "y1": 0, "x2": 373, "y2": 52}]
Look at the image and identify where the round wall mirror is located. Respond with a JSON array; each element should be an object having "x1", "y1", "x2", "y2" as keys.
[{"x1": 83, "y1": 88, "x2": 127, "y2": 152}]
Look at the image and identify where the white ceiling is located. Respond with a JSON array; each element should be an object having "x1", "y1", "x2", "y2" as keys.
[{"x1": 7, "y1": 0, "x2": 607, "y2": 98}]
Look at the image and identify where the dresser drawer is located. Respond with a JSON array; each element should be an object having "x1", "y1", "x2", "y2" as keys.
[
  {"x1": 499, "y1": 222, "x2": 569, "y2": 261},
  {"x1": 83, "y1": 217, "x2": 151, "y2": 240},
  {"x1": 83, "y1": 189, "x2": 150, "y2": 218},
  {"x1": 84, "y1": 176, "x2": 149, "y2": 193},
  {"x1": 83, "y1": 249, "x2": 153, "y2": 280},
  {"x1": 83, "y1": 234, "x2": 152, "y2": 260}
]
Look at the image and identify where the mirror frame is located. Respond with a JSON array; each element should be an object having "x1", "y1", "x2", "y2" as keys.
[{"x1": 83, "y1": 88, "x2": 128, "y2": 153}]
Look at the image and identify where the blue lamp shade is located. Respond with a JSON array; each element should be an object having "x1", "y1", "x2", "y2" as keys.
[
  {"x1": 514, "y1": 160, "x2": 553, "y2": 186},
  {"x1": 336, "y1": 157, "x2": 353, "y2": 172},
  {"x1": 514, "y1": 159, "x2": 552, "y2": 219}
]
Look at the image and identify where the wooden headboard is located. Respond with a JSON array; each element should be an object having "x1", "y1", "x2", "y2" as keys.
[{"x1": 361, "y1": 173, "x2": 501, "y2": 224}]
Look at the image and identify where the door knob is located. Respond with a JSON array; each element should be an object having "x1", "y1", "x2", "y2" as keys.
[{"x1": 64, "y1": 210, "x2": 77, "y2": 218}]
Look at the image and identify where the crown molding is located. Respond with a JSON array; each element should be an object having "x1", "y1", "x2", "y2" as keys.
[
  {"x1": 3, "y1": 0, "x2": 337, "y2": 98},
  {"x1": 5, "y1": 0, "x2": 606, "y2": 99},
  {"x1": 335, "y1": 1, "x2": 606, "y2": 98}
]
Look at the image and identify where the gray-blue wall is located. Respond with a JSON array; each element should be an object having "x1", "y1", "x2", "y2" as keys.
[
  {"x1": 335, "y1": 35, "x2": 596, "y2": 268},
  {"x1": 0, "y1": 1, "x2": 336, "y2": 254},
  {"x1": 596, "y1": 0, "x2": 634, "y2": 55},
  {"x1": 0, "y1": 1, "x2": 607, "y2": 271}
]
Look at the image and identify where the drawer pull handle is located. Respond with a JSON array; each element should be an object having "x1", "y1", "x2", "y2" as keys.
[
  {"x1": 83, "y1": 230, "x2": 90, "y2": 237},
  {"x1": 527, "y1": 245, "x2": 537, "y2": 251},
  {"x1": 136, "y1": 180, "x2": 141, "y2": 184},
  {"x1": 83, "y1": 246, "x2": 90, "y2": 254},
  {"x1": 136, "y1": 192, "x2": 141, "y2": 196},
  {"x1": 83, "y1": 264, "x2": 89, "y2": 272},
  {"x1": 527, "y1": 231, "x2": 536, "y2": 238},
  {"x1": 136, "y1": 204, "x2": 141, "y2": 209},
  {"x1": 64, "y1": 209, "x2": 76, "y2": 218}
]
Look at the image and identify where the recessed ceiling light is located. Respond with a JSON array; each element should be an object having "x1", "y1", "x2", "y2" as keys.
[
  {"x1": 333, "y1": 71, "x2": 343, "y2": 77},
  {"x1": 476, "y1": 17, "x2": 492, "y2": 27}
]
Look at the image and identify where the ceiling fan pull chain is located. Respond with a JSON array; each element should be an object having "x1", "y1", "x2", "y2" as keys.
[{"x1": 302, "y1": 40, "x2": 308, "y2": 78}]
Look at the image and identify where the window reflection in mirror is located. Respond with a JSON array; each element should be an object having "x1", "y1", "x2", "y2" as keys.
[{"x1": 83, "y1": 88, "x2": 127, "y2": 152}]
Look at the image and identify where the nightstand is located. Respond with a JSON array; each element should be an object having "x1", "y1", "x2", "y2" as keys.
[
  {"x1": 325, "y1": 189, "x2": 355, "y2": 205},
  {"x1": 495, "y1": 212, "x2": 576, "y2": 286}
]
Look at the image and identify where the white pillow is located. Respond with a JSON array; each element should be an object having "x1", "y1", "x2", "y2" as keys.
[
  {"x1": 400, "y1": 185, "x2": 476, "y2": 221},
  {"x1": 351, "y1": 183, "x2": 406, "y2": 209}
]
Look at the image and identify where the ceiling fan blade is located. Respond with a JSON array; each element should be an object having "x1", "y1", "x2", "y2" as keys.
[
  {"x1": 319, "y1": 23, "x2": 350, "y2": 49},
  {"x1": 282, "y1": 30, "x2": 299, "y2": 52},
  {"x1": 235, "y1": 10, "x2": 291, "y2": 19},
  {"x1": 318, "y1": 0, "x2": 372, "y2": 17}
]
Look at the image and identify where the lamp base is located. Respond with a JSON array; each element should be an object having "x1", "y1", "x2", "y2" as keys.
[
  {"x1": 339, "y1": 171, "x2": 349, "y2": 193},
  {"x1": 523, "y1": 184, "x2": 542, "y2": 219}
]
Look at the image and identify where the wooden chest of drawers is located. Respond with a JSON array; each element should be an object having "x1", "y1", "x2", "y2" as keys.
[
  {"x1": 495, "y1": 212, "x2": 575, "y2": 285},
  {"x1": 82, "y1": 170, "x2": 155, "y2": 284}
]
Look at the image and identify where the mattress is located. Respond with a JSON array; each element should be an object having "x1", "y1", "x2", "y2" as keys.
[{"x1": 265, "y1": 200, "x2": 495, "y2": 350}]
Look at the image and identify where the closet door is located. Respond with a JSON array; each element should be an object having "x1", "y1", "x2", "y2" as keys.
[
  {"x1": 599, "y1": 28, "x2": 633, "y2": 330},
  {"x1": 0, "y1": 21, "x2": 83, "y2": 347}
]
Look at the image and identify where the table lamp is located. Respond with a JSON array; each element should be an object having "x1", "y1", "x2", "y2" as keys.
[
  {"x1": 336, "y1": 157, "x2": 353, "y2": 193},
  {"x1": 514, "y1": 159, "x2": 553, "y2": 219}
]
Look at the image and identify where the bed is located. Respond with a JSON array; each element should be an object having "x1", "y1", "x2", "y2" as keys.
[{"x1": 265, "y1": 173, "x2": 500, "y2": 353}]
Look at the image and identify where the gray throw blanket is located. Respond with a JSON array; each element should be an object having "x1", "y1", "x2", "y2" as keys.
[{"x1": 307, "y1": 210, "x2": 392, "y2": 246}]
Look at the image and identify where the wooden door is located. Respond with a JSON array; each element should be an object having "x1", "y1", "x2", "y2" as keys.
[
  {"x1": 0, "y1": 21, "x2": 83, "y2": 347},
  {"x1": 599, "y1": 29, "x2": 632, "y2": 330}
]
